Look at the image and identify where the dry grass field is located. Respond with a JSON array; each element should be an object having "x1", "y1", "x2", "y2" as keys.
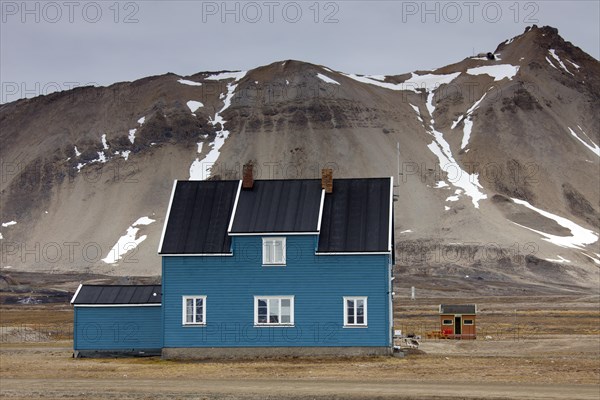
[{"x1": 1, "y1": 292, "x2": 599, "y2": 399}]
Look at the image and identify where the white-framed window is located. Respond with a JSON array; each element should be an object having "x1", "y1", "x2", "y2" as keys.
[
  {"x1": 262, "y1": 237, "x2": 286, "y2": 265},
  {"x1": 442, "y1": 319, "x2": 453, "y2": 325},
  {"x1": 254, "y1": 296, "x2": 294, "y2": 326},
  {"x1": 344, "y1": 296, "x2": 367, "y2": 327},
  {"x1": 182, "y1": 295, "x2": 206, "y2": 325},
  {"x1": 463, "y1": 319, "x2": 474, "y2": 325}
]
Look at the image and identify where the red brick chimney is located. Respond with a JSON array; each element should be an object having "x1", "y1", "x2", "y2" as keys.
[
  {"x1": 242, "y1": 164, "x2": 254, "y2": 190},
  {"x1": 321, "y1": 168, "x2": 333, "y2": 193}
]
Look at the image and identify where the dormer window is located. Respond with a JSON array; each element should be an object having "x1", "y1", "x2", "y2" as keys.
[{"x1": 262, "y1": 237, "x2": 286, "y2": 265}]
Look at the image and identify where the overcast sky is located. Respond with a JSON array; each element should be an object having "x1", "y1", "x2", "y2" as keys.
[{"x1": 1, "y1": 1, "x2": 599, "y2": 103}]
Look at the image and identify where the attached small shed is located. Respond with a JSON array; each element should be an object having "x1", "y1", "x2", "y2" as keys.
[
  {"x1": 71, "y1": 284, "x2": 162, "y2": 357},
  {"x1": 439, "y1": 304, "x2": 477, "y2": 339}
]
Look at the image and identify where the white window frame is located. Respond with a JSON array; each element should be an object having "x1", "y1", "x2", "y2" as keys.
[
  {"x1": 254, "y1": 295, "x2": 294, "y2": 326},
  {"x1": 343, "y1": 296, "x2": 368, "y2": 327},
  {"x1": 442, "y1": 319, "x2": 453, "y2": 325},
  {"x1": 182, "y1": 295, "x2": 206, "y2": 326},
  {"x1": 463, "y1": 319, "x2": 474, "y2": 325},
  {"x1": 262, "y1": 237, "x2": 286, "y2": 265}
]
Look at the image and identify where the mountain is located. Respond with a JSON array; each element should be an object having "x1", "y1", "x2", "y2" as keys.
[{"x1": 1, "y1": 25, "x2": 598, "y2": 294}]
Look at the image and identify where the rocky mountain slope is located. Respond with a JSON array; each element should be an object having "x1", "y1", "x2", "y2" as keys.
[{"x1": 1, "y1": 25, "x2": 598, "y2": 293}]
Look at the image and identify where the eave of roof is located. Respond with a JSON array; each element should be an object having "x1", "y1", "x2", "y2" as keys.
[{"x1": 71, "y1": 284, "x2": 162, "y2": 305}]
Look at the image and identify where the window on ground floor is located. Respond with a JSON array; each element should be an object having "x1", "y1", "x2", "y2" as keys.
[
  {"x1": 254, "y1": 296, "x2": 294, "y2": 326},
  {"x1": 344, "y1": 296, "x2": 367, "y2": 327},
  {"x1": 182, "y1": 295, "x2": 206, "y2": 325}
]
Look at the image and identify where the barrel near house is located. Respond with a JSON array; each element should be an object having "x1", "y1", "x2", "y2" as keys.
[{"x1": 439, "y1": 304, "x2": 477, "y2": 339}]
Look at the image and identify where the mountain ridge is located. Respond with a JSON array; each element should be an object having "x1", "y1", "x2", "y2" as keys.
[{"x1": 1, "y1": 25, "x2": 598, "y2": 294}]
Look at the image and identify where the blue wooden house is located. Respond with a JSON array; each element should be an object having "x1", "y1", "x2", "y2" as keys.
[{"x1": 72, "y1": 171, "x2": 395, "y2": 358}]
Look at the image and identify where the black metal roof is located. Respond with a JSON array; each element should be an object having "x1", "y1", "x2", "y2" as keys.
[
  {"x1": 317, "y1": 178, "x2": 391, "y2": 253},
  {"x1": 159, "y1": 177, "x2": 392, "y2": 255},
  {"x1": 71, "y1": 285, "x2": 162, "y2": 305},
  {"x1": 160, "y1": 180, "x2": 239, "y2": 254},
  {"x1": 230, "y1": 179, "x2": 322, "y2": 233},
  {"x1": 440, "y1": 304, "x2": 477, "y2": 314}
]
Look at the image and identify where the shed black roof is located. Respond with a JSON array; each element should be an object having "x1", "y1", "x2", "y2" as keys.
[
  {"x1": 440, "y1": 304, "x2": 477, "y2": 314},
  {"x1": 230, "y1": 179, "x2": 322, "y2": 233},
  {"x1": 71, "y1": 285, "x2": 162, "y2": 305},
  {"x1": 159, "y1": 177, "x2": 392, "y2": 255}
]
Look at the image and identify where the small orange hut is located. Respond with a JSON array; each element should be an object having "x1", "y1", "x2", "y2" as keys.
[{"x1": 439, "y1": 304, "x2": 477, "y2": 339}]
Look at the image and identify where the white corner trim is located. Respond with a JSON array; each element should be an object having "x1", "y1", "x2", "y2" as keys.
[
  {"x1": 70, "y1": 283, "x2": 83, "y2": 304},
  {"x1": 388, "y1": 176, "x2": 394, "y2": 252},
  {"x1": 227, "y1": 180, "x2": 243, "y2": 233},
  {"x1": 158, "y1": 180, "x2": 178, "y2": 254},
  {"x1": 316, "y1": 189, "x2": 325, "y2": 232}
]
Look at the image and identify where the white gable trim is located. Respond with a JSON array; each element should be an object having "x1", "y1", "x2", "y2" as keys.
[
  {"x1": 70, "y1": 283, "x2": 83, "y2": 304},
  {"x1": 316, "y1": 189, "x2": 325, "y2": 232},
  {"x1": 388, "y1": 176, "x2": 394, "y2": 252},
  {"x1": 157, "y1": 180, "x2": 178, "y2": 254},
  {"x1": 226, "y1": 180, "x2": 243, "y2": 233}
]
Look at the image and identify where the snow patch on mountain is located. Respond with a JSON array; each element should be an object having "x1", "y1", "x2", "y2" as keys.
[
  {"x1": 341, "y1": 71, "x2": 460, "y2": 93},
  {"x1": 546, "y1": 57, "x2": 558, "y2": 69},
  {"x1": 187, "y1": 100, "x2": 204, "y2": 113},
  {"x1": 466, "y1": 65, "x2": 519, "y2": 81},
  {"x1": 548, "y1": 49, "x2": 574, "y2": 76},
  {"x1": 566, "y1": 59, "x2": 580, "y2": 69},
  {"x1": 205, "y1": 71, "x2": 247, "y2": 81},
  {"x1": 316, "y1": 73, "x2": 340, "y2": 85},
  {"x1": 545, "y1": 255, "x2": 571, "y2": 263},
  {"x1": 424, "y1": 85, "x2": 487, "y2": 208},
  {"x1": 128, "y1": 128, "x2": 137, "y2": 144},
  {"x1": 366, "y1": 75, "x2": 387, "y2": 81},
  {"x1": 511, "y1": 198, "x2": 598, "y2": 249},
  {"x1": 101, "y1": 134, "x2": 109, "y2": 150},
  {"x1": 102, "y1": 216, "x2": 156, "y2": 264},
  {"x1": 581, "y1": 253, "x2": 600, "y2": 265},
  {"x1": 190, "y1": 71, "x2": 247, "y2": 180},
  {"x1": 2, "y1": 221, "x2": 16, "y2": 228},
  {"x1": 409, "y1": 103, "x2": 424, "y2": 124},
  {"x1": 452, "y1": 91, "x2": 488, "y2": 149},
  {"x1": 409, "y1": 72, "x2": 461, "y2": 92},
  {"x1": 178, "y1": 79, "x2": 203, "y2": 86},
  {"x1": 568, "y1": 127, "x2": 600, "y2": 157}
]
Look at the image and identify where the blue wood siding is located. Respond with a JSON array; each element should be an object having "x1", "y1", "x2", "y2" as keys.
[
  {"x1": 162, "y1": 235, "x2": 392, "y2": 348},
  {"x1": 74, "y1": 306, "x2": 162, "y2": 350}
]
